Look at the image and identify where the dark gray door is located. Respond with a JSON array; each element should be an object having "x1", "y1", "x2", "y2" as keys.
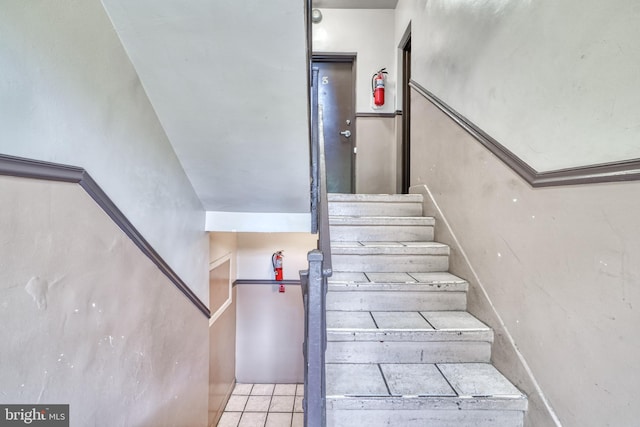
[{"x1": 313, "y1": 59, "x2": 355, "y2": 194}]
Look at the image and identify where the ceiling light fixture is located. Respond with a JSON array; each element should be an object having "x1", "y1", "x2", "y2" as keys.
[{"x1": 311, "y1": 9, "x2": 323, "y2": 24}]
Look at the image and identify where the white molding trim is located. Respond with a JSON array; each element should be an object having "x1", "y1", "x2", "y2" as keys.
[
  {"x1": 205, "y1": 211, "x2": 311, "y2": 232},
  {"x1": 209, "y1": 253, "x2": 233, "y2": 326}
]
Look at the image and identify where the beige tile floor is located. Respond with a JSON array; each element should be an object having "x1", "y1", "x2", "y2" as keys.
[{"x1": 217, "y1": 383, "x2": 304, "y2": 427}]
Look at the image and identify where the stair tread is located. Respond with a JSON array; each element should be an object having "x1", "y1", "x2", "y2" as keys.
[
  {"x1": 330, "y1": 216, "x2": 435, "y2": 225},
  {"x1": 332, "y1": 241, "x2": 448, "y2": 255},
  {"x1": 328, "y1": 193, "x2": 423, "y2": 203},
  {"x1": 333, "y1": 241, "x2": 446, "y2": 247},
  {"x1": 329, "y1": 271, "x2": 465, "y2": 284},
  {"x1": 327, "y1": 311, "x2": 493, "y2": 343},
  {"x1": 326, "y1": 363, "x2": 526, "y2": 405},
  {"x1": 328, "y1": 272, "x2": 468, "y2": 293},
  {"x1": 327, "y1": 310, "x2": 489, "y2": 331}
]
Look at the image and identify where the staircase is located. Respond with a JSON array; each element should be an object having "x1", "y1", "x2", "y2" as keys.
[{"x1": 325, "y1": 193, "x2": 527, "y2": 427}]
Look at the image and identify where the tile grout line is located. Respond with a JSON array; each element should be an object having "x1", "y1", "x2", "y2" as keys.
[
  {"x1": 434, "y1": 364, "x2": 459, "y2": 397},
  {"x1": 417, "y1": 311, "x2": 436, "y2": 329},
  {"x1": 377, "y1": 364, "x2": 393, "y2": 396},
  {"x1": 221, "y1": 384, "x2": 303, "y2": 427},
  {"x1": 369, "y1": 311, "x2": 379, "y2": 329}
]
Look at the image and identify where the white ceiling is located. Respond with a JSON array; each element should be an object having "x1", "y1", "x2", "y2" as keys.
[
  {"x1": 313, "y1": 0, "x2": 398, "y2": 9},
  {"x1": 101, "y1": 0, "x2": 311, "y2": 218}
]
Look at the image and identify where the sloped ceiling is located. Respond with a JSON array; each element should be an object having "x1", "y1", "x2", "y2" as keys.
[{"x1": 101, "y1": 0, "x2": 311, "y2": 227}]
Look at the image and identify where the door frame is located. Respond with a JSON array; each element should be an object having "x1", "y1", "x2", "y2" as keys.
[
  {"x1": 312, "y1": 53, "x2": 357, "y2": 193},
  {"x1": 400, "y1": 25, "x2": 412, "y2": 194}
]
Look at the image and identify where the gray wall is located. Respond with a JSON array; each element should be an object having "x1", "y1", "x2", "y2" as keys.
[
  {"x1": 397, "y1": 3, "x2": 640, "y2": 424},
  {"x1": 396, "y1": 0, "x2": 640, "y2": 171},
  {"x1": 0, "y1": 177, "x2": 208, "y2": 425},
  {"x1": 0, "y1": 0, "x2": 208, "y2": 298},
  {"x1": 235, "y1": 233, "x2": 317, "y2": 383},
  {"x1": 410, "y1": 91, "x2": 640, "y2": 427},
  {"x1": 313, "y1": 9, "x2": 399, "y2": 193},
  {"x1": 356, "y1": 116, "x2": 397, "y2": 194}
]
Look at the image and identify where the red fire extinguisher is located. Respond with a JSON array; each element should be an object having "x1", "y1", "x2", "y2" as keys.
[
  {"x1": 272, "y1": 250, "x2": 284, "y2": 281},
  {"x1": 372, "y1": 68, "x2": 388, "y2": 107}
]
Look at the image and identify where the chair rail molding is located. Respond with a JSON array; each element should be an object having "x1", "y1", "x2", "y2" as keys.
[
  {"x1": 0, "y1": 153, "x2": 210, "y2": 318},
  {"x1": 410, "y1": 80, "x2": 640, "y2": 187}
]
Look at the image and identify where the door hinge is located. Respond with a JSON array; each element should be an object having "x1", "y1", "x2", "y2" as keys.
[{"x1": 353, "y1": 147, "x2": 357, "y2": 154}]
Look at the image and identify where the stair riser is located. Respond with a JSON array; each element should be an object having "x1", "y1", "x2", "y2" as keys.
[
  {"x1": 331, "y1": 225, "x2": 434, "y2": 242},
  {"x1": 329, "y1": 194, "x2": 424, "y2": 201},
  {"x1": 326, "y1": 409, "x2": 524, "y2": 427},
  {"x1": 326, "y1": 291, "x2": 466, "y2": 311},
  {"x1": 326, "y1": 341, "x2": 491, "y2": 364},
  {"x1": 329, "y1": 202, "x2": 423, "y2": 217},
  {"x1": 332, "y1": 254, "x2": 449, "y2": 273}
]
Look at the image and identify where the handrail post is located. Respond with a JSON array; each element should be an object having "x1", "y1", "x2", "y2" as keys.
[
  {"x1": 303, "y1": 250, "x2": 326, "y2": 427},
  {"x1": 303, "y1": 19, "x2": 329, "y2": 426}
]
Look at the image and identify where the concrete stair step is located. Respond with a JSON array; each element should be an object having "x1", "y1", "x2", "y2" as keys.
[
  {"x1": 326, "y1": 363, "x2": 527, "y2": 427},
  {"x1": 326, "y1": 271, "x2": 467, "y2": 311},
  {"x1": 326, "y1": 288, "x2": 466, "y2": 311},
  {"x1": 326, "y1": 311, "x2": 492, "y2": 364},
  {"x1": 329, "y1": 203, "x2": 422, "y2": 216},
  {"x1": 330, "y1": 215, "x2": 434, "y2": 241},
  {"x1": 328, "y1": 194, "x2": 425, "y2": 203},
  {"x1": 330, "y1": 216, "x2": 434, "y2": 226},
  {"x1": 327, "y1": 272, "x2": 468, "y2": 311},
  {"x1": 328, "y1": 271, "x2": 469, "y2": 292},
  {"x1": 324, "y1": 193, "x2": 527, "y2": 426},
  {"x1": 332, "y1": 242, "x2": 449, "y2": 273}
]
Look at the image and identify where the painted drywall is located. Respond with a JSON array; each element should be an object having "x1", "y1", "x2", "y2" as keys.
[
  {"x1": 210, "y1": 232, "x2": 239, "y2": 266},
  {"x1": 356, "y1": 117, "x2": 397, "y2": 194},
  {"x1": 208, "y1": 233, "x2": 238, "y2": 426},
  {"x1": 205, "y1": 212, "x2": 311, "y2": 233},
  {"x1": 313, "y1": 8, "x2": 396, "y2": 114},
  {"x1": 0, "y1": 176, "x2": 208, "y2": 425},
  {"x1": 397, "y1": 0, "x2": 640, "y2": 171},
  {"x1": 235, "y1": 285, "x2": 304, "y2": 384},
  {"x1": 235, "y1": 233, "x2": 317, "y2": 383},
  {"x1": 102, "y1": 0, "x2": 311, "y2": 216},
  {"x1": 0, "y1": 0, "x2": 208, "y2": 299},
  {"x1": 410, "y1": 93, "x2": 640, "y2": 426},
  {"x1": 236, "y1": 233, "x2": 318, "y2": 282}
]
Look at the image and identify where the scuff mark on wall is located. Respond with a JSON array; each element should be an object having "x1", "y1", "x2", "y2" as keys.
[{"x1": 25, "y1": 276, "x2": 49, "y2": 310}]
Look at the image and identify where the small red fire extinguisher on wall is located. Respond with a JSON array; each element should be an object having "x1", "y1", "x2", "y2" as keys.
[
  {"x1": 372, "y1": 68, "x2": 388, "y2": 107},
  {"x1": 272, "y1": 250, "x2": 285, "y2": 293},
  {"x1": 272, "y1": 250, "x2": 284, "y2": 281}
]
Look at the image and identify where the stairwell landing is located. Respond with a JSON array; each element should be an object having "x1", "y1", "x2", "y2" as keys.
[{"x1": 325, "y1": 193, "x2": 527, "y2": 427}]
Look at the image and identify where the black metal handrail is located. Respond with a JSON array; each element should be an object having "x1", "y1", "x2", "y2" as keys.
[{"x1": 301, "y1": 66, "x2": 331, "y2": 427}]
